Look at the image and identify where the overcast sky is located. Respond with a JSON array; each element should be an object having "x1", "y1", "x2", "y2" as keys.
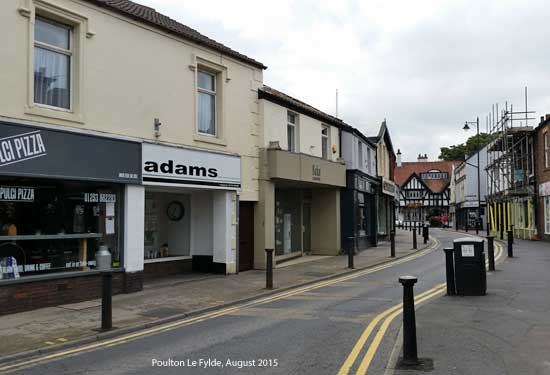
[{"x1": 139, "y1": 0, "x2": 550, "y2": 161}]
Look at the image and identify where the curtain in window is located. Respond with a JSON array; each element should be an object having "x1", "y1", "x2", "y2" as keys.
[
  {"x1": 198, "y1": 92, "x2": 215, "y2": 135},
  {"x1": 34, "y1": 47, "x2": 70, "y2": 109}
]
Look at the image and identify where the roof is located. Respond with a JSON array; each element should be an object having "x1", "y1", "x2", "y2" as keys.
[
  {"x1": 395, "y1": 160, "x2": 461, "y2": 193},
  {"x1": 84, "y1": 0, "x2": 266, "y2": 69}
]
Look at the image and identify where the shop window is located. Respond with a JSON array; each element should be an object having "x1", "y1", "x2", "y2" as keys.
[
  {"x1": 197, "y1": 70, "x2": 217, "y2": 136},
  {"x1": 287, "y1": 112, "x2": 297, "y2": 152},
  {"x1": 357, "y1": 192, "x2": 367, "y2": 236},
  {"x1": 545, "y1": 196, "x2": 550, "y2": 235},
  {"x1": 0, "y1": 177, "x2": 121, "y2": 280},
  {"x1": 34, "y1": 17, "x2": 72, "y2": 110},
  {"x1": 274, "y1": 189, "x2": 302, "y2": 256}
]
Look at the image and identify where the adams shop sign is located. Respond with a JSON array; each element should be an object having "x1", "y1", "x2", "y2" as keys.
[
  {"x1": 142, "y1": 143, "x2": 241, "y2": 189},
  {"x1": 0, "y1": 121, "x2": 141, "y2": 183}
]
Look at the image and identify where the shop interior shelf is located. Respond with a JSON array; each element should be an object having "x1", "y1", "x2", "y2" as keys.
[{"x1": 0, "y1": 233, "x2": 103, "y2": 241}]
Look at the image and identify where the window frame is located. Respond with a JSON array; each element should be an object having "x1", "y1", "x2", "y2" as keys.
[
  {"x1": 287, "y1": 112, "x2": 297, "y2": 153},
  {"x1": 33, "y1": 16, "x2": 74, "y2": 112},
  {"x1": 196, "y1": 69, "x2": 217, "y2": 137},
  {"x1": 545, "y1": 132, "x2": 549, "y2": 169},
  {"x1": 321, "y1": 125, "x2": 329, "y2": 160}
]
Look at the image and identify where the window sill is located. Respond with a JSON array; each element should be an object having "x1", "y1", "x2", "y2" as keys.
[
  {"x1": 193, "y1": 133, "x2": 227, "y2": 146},
  {"x1": 25, "y1": 105, "x2": 84, "y2": 124},
  {"x1": 144, "y1": 256, "x2": 191, "y2": 264}
]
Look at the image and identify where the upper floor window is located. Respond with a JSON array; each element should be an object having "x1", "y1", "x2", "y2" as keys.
[
  {"x1": 421, "y1": 171, "x2": 448, "y2": 180},
  {"x1": 34, "y1": 17, "x2": 72, "y2": 110},
  {"x1": 358, "y1": 141, "x2": 364, "y2": 170},
  {"x1": 287, "y1": 112, "x2": 297, "y2": 152},
  {"x1": 321, "y1": 125, "x2": 329, "y2": 159},
  {"x1": 545, "y1": 132, "x2": 549, "y2": 168},
  {"x1": 197, "y1": 70, "x2": 216, "y2": 136}
]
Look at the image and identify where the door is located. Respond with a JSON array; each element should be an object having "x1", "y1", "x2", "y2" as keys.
[{"x1": 238, "y1": 202, "x2": 254, "y2": 271}]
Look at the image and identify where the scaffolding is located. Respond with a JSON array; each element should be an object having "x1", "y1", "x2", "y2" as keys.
[{"x1": 485, "y1": 87, "x2": 537, "y2": 240}]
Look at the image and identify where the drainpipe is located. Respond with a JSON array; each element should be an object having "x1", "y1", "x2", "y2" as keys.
[{"x1": 338, "y1": 128, "x2": 342, "y2": 159}]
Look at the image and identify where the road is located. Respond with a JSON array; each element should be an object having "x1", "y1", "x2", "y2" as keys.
[{"x1": 4, "y1": 230, "x2": 497, "y2": 375}]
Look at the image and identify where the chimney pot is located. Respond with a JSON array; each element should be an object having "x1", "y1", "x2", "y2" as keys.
[{"x1": 546, "y1": 114, "x2": 550, "y2": 121}]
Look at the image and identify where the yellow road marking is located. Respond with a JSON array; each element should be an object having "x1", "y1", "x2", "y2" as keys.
[
  {"x1": 56, "y1": 338, "x2": 67, "y2": 343},
  {"x1": 340, "y1": 238, "x2": 507, "y2": 375},
  {"x1": 0, "y1": 238, "x2": 440, "y2": 374},
  {"x1": 336, "y1": 284, "x2": 445, "y2": 375},
  {"x1": 44, "y1": 342, "x2": 55, "y2": 346}
]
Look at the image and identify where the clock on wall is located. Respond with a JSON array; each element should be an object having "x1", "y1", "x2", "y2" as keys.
[{"x1": 166, "y1": 201, "x2": 185, "y2": 221}]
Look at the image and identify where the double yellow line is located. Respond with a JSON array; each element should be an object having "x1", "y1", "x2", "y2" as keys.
[
  {"x1": 0, "y1": 238, "x2": 440, "y2": 374},
  {"x1": 337, "y1": 241, "x2": 504, "y2": 375}
]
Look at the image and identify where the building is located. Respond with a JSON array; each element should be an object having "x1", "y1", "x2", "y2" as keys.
[
  {"x1": 534, "y1": 115, "x2": 550, "y2": 241},
  {"x1": 340, "y1": 125, "x2": 379, "y2": 251},
  {"x1": 0, "y1": 0, "x2": 265, "y2": 314},
  {"x1": 368, "y1": 121, "x2": 398, "y2": 239},
  {"x1": 485, "y1": 109, "x2": 537, "y2": 240},
  {"x1": 395, "y1": 154, "x2": 461, "y2": 226},
  {"x1": 453, "y1": 144, "x2": 489, "y2": 231},
  {"x1": 256, "y1": 86, "x2": 346, "y2": 267}
]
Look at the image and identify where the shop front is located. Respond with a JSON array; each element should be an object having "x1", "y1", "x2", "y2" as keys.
[
  {"x1": 342, "y1": 171, "x2": 380, "y2": 251},
  {"x1": 141, "y1": 143, "x2": 240, "y2": 278},
  {"x1": 0, "y1": 121, "x2": 141, "y2": 315},
  {"x1": 539, "y1": 181, "x2": 550, "y2": 241},
  {"x1": 256, "y1": 148, "x2": 346, "y2": 268},
  {"x1": 378, "y1": 178, "x2": 397, "y2": 239}
]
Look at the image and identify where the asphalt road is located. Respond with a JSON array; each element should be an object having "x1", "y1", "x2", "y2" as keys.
[{"x1": 7, "y1": 229, "x2": 470, "y2": 375}]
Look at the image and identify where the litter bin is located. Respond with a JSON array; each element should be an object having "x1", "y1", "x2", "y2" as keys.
[{"x1": 453, "y1": 238, "x2": 486, "y2": 296}]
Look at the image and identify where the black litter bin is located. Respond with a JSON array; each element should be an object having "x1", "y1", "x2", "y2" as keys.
[{"x1": 453, "y1": 238, "x2": 486, "y2": 296}]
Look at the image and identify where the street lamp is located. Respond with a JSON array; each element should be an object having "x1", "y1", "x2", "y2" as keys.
[{"x1": 463, "y1": 117, "x2": 481, "y2": 235}]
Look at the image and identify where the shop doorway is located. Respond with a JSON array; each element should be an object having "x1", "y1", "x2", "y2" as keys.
[{"x1": 238, "y1": 201, "x2": 254, "y2": 271}]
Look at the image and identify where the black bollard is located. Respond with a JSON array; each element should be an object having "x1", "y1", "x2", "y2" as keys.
[
  {"x1": 390, "y1": 231, "x2": 396, "y2": 258},
  {"x1": 507, "y1": 230, "x2": 513, "y2": 258},
  {"x1": 265, "y1": 248, "x2": 274, "y2": 289},
  {"x1": 399, "y1": 276, "x2": 419, "y2": 366},
  {"x1": 347, "y1": 236, "x2": 355, "y2": 269},
  {"x1": 510, "y1": 225, "x2": 514, "y2": 244},
  {"x1": 443, "y1": 247, "x2": 456, "y2": 295},
  {"x1": 486, "y1": 216, "x2": 490, "y2": 236},
  {"x1": 101, "y1": 271, "x2": 113, "y2": 330},
  {"x1": 412, "y1": 227, "x2": 417, "y2": 250},
  {"x1": 422, "y1": 225, "x2": 428, "y2": 244},
  {"x1": 487, "y1": 236, "x2": 495, "y2": 271},
  {"x1": 417, "y1": 224, "x2": 421, "y2": 235},
  {"x1": 475, "y1": 218, "x2": 479, "y2": 235}
]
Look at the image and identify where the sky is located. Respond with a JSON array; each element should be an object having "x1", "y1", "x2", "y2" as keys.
[{"x1": 138, "y1": 0, "x2": 550, "y2": 161}]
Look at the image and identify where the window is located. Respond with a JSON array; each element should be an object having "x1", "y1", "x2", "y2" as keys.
[
  {"x1": 367, "y1": 148, "x2": 372, "y2": 174},
  {"x1": 357, "y1": 193, "x2": 367, "y2": 236},
  {"x1": 544, "y1": 196, "x2": 550, "y2": 234},
  {"x1": 321, "y1": 126, "x2": 329, "y2": 159},
  {"x1": 545, "y1": 133, "x2": 549, "y2": 168},
  {"x1": 358, "y1": 141, "x2": 363, "y2": 169},
  {"x1": 34, "y1": 17, "x2": 72, "y2": 110},
  {"x1": 197, "y1": 70, "x2": 216, "y2": 136},
  {"x1": 0, "y1": 177, "x2": 122, "y2": 280},
  {"x1": 287, "y1": 112, "x2": 297, "y2": 152}
]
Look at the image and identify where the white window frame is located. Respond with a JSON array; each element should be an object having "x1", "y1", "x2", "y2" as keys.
[
  {"x1": 287, "y1": 112, "x2": 297, "y2": 152},
  {"x1": 20, "y1": 0, "x2": 91, "y2": 124},
  {"x1": 33, "y1": 16, "x2": 73, "y2": 112},
  {"x1": 545, "y1": 132, "x2": 549, "y2": 169},
  {"x1": 196, "y1": 69, "x2": 217, "y2": 137},
  {"x1": 321, "y1": 125, "x2": 329, "y2": 160}
]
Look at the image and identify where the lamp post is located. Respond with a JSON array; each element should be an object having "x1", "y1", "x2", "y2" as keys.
[{"x1": 463, "y1": 117, "x2": 481, "y2": 235}]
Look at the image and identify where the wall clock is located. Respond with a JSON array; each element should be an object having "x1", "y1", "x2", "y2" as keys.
[{"x1": 166, "y1": 201, "x2": 185, "y2": 221}]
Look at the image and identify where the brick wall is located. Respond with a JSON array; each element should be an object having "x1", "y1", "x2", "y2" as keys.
[{"x1": 0, "y1": 271, "x2": 143, "y2": 316}]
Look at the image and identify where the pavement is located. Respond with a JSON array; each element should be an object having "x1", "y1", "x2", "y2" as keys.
[
  {"x1": 390, "y1": 234, "x2": 550, "y2": 375},
  {"x1": 0, "y1": 229, "x2": 428, "y2": 361}
]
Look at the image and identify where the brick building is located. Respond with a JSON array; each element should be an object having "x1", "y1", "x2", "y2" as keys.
[{"x1": 535, "y1": 115, "x2": 550, "y2": 241}]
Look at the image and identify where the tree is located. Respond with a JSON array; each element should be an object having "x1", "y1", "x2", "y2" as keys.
[{"x1": 439, "y1": 132, "x2": 497, "y2": 161}]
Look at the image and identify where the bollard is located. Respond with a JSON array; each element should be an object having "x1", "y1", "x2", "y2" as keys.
[
  {"x1": 390, "y1": 231, "x2": 396, "y2": 257},
  {"x1": 475, "y1": 218, "x2": 479, "y2": 235},
  {"x1": 399, "y1": 276, "x2": 419, "y2": 366},
  {"x1": 347, "y1": 236, "x2": 355, "y2": 269},
  {"x1": 500, "y1": 221, "x2": 504, "y2": 240},
  {"x1": 417, "y1": 224, "x2": 421, "y2": 235},
  {"x1": 507, "y1": 230, "x2": 513, "y2": 258},
  {"x1": 412, "y1": 227, "x2": 417, "y2": 250},
  {"x1": 422, "y1": 225, "x2": 428, "y2": 245},
  {"x1": 101, "y1": 271, "x2": 113, "y2": 330},
  {"x1": 265, "y1": 248, "x2": 274, "y2": 289},
  {"x1": 487, "y1": 236, "x2": 495, "y2": 271},
  {"x1": 510, "y1": 225, "x2": 514, "y2": 244},
  {"x1": 486, "y1": 218, "x2": 490, "y2": 236},
  {"x1": 443, "y1": 247, "x2": 456, "y2": 296}
]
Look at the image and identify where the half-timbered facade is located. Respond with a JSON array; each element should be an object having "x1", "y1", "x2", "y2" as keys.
[{"x1": 395, "y1": 156, "x2": 461, "y2": 226}]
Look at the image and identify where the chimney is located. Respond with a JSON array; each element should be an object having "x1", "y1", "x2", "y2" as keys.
[
  {"x1": 418, "y1": 154, "x2": 428, "y2": 162},
  {"x1": 397, "y1": 149, "x2": 402, "y2": 167},
  {"x1": 546, "y1": 114, "x2": 550, "y2": 121}
]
